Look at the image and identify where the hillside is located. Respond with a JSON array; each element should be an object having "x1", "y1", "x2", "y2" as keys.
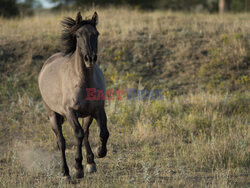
[{"x1": 0, "y1": 8, "x2": 249, "y2": 187}]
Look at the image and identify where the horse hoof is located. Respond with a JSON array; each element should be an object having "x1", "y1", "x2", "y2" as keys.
[
  {"x1": 62, "y1": 175, "x2": 71, "y2": 182},
  {"x1": 76, "y1": 171, "x2": 84, "y2": 179},
  {"x1": 86, "y1": 163, "x2": 97, "y2": 173},
  {"x1": 95, "y1": 146, "x2": 107, "y2": 158},
  {"x1": 74, "y1": 169, "x2": 84, "y2": 179}
]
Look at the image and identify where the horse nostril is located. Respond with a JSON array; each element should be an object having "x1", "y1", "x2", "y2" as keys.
[
  {"x1": 84, "y1": 55, "x2": 89, "y2": 62},
  {"x1": 84, "y1": 54, "x2": 96, "y2": 63},
  {"x1": 93, "y1": 55, "x2": 97, "y2": 62}
]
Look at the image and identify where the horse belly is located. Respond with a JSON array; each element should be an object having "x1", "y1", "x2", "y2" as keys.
[{"x1": 38, "y1": 63, "x2": 64, "y2": 114}]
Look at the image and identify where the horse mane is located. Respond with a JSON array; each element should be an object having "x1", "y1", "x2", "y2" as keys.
[{"x1": 61, "y1": 16, "x2": 94, "y2": 56}]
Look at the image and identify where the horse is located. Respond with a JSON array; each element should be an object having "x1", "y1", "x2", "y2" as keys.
[{"x1": 38, "y1": 12, "x2": 109, "y2": 180}]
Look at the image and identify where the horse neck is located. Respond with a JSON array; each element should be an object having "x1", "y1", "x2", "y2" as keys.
[{"x1": 73, "y1": 47, "x2": 94, "y2": 88}]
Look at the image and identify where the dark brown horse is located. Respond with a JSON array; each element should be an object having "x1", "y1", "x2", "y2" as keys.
[{"x1": 38, "y1": 12, "x2": 109, "y2": 180}]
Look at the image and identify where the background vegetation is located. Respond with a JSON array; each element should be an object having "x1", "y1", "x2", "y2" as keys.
[
  {"x1": 0, "y1": 5, "x2": 249, "y2": 188},
  {"x1": 0, "y1": 0, "x2": 249, "y2": 18}
]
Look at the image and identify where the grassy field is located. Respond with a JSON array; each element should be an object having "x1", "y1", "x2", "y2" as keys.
[{"x1": 0, "y1": 7, "x2": 249, "y2": 187}]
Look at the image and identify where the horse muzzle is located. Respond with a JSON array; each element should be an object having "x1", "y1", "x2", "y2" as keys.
[{"x1": 84, "y1": 54, "x2": 97, "y2": 68}]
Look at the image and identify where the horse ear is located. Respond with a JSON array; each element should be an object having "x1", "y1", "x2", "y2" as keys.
[
  {"x1": 76, "y1": 12, "x2": 82, "y2": 25},
  {"x1": 91, "y1": 12, "x2": 98, "y2": 25}
]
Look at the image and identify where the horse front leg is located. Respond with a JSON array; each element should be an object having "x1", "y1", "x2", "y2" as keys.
[
  {"x1": 66, "y1": 108, "x2": 84, "y2": 179},
  {"x1": 94, "y1": 107, "x2": 109, "y2": 158},
  {"x1": 82, "y1": 116, "x2": 97, "y2": 173}
]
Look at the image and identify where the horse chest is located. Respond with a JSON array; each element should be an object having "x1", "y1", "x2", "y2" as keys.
[{"x1": 70, "y1": 87, "x2": 103, "y2": 117}]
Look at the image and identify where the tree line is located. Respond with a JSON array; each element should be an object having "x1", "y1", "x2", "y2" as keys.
[
  {"x1": 0, "y1": 0, "x2": 249, "y2": 18},
  {"x1": 50, "y1": 0, "x2": 249, "y2": 12},
  {"x1": 0, "y1": 0, "x2": 42, "y2": 17}
]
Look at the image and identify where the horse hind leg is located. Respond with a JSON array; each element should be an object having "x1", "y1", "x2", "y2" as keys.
[
  {"x1": 48, "y1": 110, "x2": 70, "y2": 180},
  {"x1": 82, "y1": 116, "x2": 97, "y2": 173},
  {"x1": 94, "y1": 107, "x2": 109, "y2": 158}
]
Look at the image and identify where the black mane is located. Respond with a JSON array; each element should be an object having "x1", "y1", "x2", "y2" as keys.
[{"x1": 61, "y1": 16, "x2": 94, "y2": 56}]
